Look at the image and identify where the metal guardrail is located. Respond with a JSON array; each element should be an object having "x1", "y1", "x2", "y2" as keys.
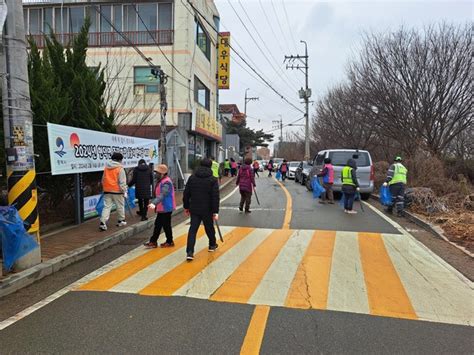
[{"x1": 27, "y1": 29, "x2": 174, "y2": 48}]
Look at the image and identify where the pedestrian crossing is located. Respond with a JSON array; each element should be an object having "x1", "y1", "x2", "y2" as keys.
[{"x1": 77, "y1": 223, "x2": 473, "y2": 326}]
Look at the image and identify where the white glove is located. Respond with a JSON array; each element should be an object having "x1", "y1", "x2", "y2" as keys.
[
  {"x1": 356, "y1": 187, "x2": 360, "y2": 192},
  {"x1": 148, "y1": 203, "x2": 156, "y2": 210},
  {"x1": 213, "y1": 213, "x2": 219, "y2": 221},
  {"x1": 383, "y1": 182, "x2": 388, "y2": 187},
  {"x1": 124, "y1": 192, "x2": 128, "y2": 199}
]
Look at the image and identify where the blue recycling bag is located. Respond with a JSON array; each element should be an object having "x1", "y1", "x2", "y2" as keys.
[
  {"x1": 311, "y1": 177, "x2": 326, "y2": 198},
  {"x1": 380, "y1": 185, "x2": 392, "y2": 206},
  {"x1": 95, "y1": 194, "x2": 104, "y2": 216},
  {"x1": 0, "y1": 206, "x2": 39, "y2": 271},
  {"x1": 127, "y1": 187, "x2": 136, "y2": 209},
  {"x1": 275, "y1": 171, "x2": 282, "y2": 181}
]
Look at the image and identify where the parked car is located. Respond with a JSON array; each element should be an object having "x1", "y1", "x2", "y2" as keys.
[
  {"x1": 295, "y1": 161, "x2": 313, "y2": 185},
  {"x1": 287, "y1": 161, "x2": 300, "y2": 179},
  {"x1": 312, "y1": 149, "x2": 374, "y2": 200},
  {"x1": 257, "y1": 160, "x2": 266, "y2": 172}
]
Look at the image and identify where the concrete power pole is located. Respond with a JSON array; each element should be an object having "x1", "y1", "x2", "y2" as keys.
[
  {"x1": 1, "y1": 0, "x2": 41, "y2": 268},
  {"x1": 244, "y1": 88, "x2": 258, "y2": 117},
  {"x1": 285, "y1": 41, "x2": 311, "y2": 161},
  {"x1": 152, "y1": 67, "x2": 168, "y2": 164}
]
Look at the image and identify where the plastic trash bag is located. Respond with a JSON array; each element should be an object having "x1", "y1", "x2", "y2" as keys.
[
  {"x1": 95, "y1": 194, "x2": 104, "y2": 216},
  {"x1": 127, "y1": 187, "x2": 136, "y2": 209},
  {"x1": 0, "y1": 206, "x2": 39, "y2": 271},
  {"x1": 380, "y1": 185, "x2": 392, "y2": 206},
  {"x1": 311, "y1": 177, "x2": 326, "y2": 199},
  {"x1": 275, "y1": 171, "x2": 282, "y2": 181}
]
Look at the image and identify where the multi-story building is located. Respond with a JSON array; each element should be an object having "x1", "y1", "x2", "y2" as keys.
[{"x1": 22, "y1": 0, "x2": 222, "y2": 174}]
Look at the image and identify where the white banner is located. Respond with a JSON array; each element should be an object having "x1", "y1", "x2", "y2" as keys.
[{"x1": 47, "y1": 123, "x2": 159, "y2": 175}]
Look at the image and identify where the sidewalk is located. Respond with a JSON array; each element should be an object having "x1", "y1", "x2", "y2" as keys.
[{"x1": 0, "y1": 176, "x2": 235, "y2": 297}]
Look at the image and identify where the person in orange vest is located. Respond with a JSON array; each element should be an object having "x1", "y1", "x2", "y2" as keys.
[
  {"x1": 144, "y1": 164, "x2": 176, "y2": 248},
  {"x1": 99, "y1": 152, "x2": 128, "y2": 231}
]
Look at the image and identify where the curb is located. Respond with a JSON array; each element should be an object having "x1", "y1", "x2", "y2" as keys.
[
  {"x1": 370, "y1": 193, "x2": 473, "y2": 258},
  {"x1": 0, "y1": 177, "x2": 235, "y2": 298}
]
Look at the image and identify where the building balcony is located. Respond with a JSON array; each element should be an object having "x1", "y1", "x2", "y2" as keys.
[{"x1": 27, "y1": 29, "x2": 174, "y2": 48}]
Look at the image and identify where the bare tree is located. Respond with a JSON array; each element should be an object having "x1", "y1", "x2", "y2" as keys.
[{"x1": 99, "y1": 47, "x2": 159, "y2": 129}]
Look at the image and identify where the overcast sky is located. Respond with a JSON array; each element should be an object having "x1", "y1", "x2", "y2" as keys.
[{"x1": 215, "y1": 0, "x2": 472, "y2": 144}]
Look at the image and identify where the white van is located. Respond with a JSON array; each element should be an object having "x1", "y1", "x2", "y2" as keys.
[{"x1": 312, "y1": 149, "x2": 375, "y2": 200}]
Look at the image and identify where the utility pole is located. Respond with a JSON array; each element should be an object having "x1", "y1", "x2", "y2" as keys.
[
  {"x1": 152, "y1": 67, "x2": 168, "y2": 164},
  {"x1": 244, "y1": 88, "x2": 259, "y2": 117},
  {"x1": 272, "y1": 116, "x2": 283, "y2": 158},
  {"x1": 1, "y1": 0, "x2": 41, "y2": 268},
  {"x1": 285, "y1": 41, "x2": 311, "y2": 161}
]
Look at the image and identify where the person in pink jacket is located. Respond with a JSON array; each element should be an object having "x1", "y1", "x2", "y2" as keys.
[
  {"x1": 236, "y1": 158, "x2": 256, "y2": 213},
  {"x1": 317, "y1": 158, "x2": 335, "y2": 204}
]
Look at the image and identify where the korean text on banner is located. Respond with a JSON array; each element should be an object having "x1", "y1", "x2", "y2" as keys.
[
  {"x1": 47, "y1": 123, "x2": 159, "y2": 175},
  {"x1": 218, "y1": 32, "x2": 231, "y2": 90}
]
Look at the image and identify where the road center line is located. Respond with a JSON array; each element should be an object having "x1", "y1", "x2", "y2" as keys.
[
  {"x1": 273, "y1": 178, "x2": 292, "y2": 229},
  {"x1": 240, "y1": 305, "x2": 270, "y2": 355}
]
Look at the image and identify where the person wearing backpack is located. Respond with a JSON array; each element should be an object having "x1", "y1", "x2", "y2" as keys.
[
  {"x1": 236, "y1": 158, "x2": 256, "y2": 213},
  {"x1": 383, "y1": 156, "x2": 408, "y2": 216},
  {"x1": 267, "y1": 160, "x2": 274, "y2": 177},
  {"x1": 128, "y1": 159, "x2": 153, "y2": 221},
  {"x1": 252, "y1": 160, "x2": 260, "y2": 178},
  {"x1": 279, "y1": 160, "x2": 289, "y2": 181},
  {"x1": 317, "y1": 158, "x2": 335, "y2": 204}
]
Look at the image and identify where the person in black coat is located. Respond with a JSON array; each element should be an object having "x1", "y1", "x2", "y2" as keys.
[
  {"x1": 183, "y1": 158, "x2": 219, "y2": 261},
  {"x1": 128, "y1": 159, "x2": 153, "y2": 221}
]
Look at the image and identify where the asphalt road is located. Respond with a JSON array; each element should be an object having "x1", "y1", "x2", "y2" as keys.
[{"x1": 0, "y1": 175, "x2": 472, "y2": 353}]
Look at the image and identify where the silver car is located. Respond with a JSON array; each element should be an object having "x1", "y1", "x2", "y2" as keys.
[
  {"x1": 312, "y1": 149, "x2": 374, "y2": 200},
  {"x1": 287, "y1": 161, "x2": 300, "y2": 179}
]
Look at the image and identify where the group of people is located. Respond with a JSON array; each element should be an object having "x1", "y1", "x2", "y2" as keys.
[
  {"x1": 99, "y1": 153, "x2": 260, "y2": 261},
  {"x1": 312, "y1": 156, "x2": 407, "y2": 215}
]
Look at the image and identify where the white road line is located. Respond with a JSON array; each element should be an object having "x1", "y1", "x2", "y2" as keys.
[
  {"x1": 0, "y1": 218, "x2": 193, "y2": 331},
  {"x1": 174, "y1": 228, "x2": 273, "y2": 299},
  {"x1": 220, "y1": 186, "x2": 239, "y2": 203},
  {"x1": 249, "y1": 229, "x2": 312, "y2": 307},
  {"x1": 327, "y1": 231, "x2": 369, "y2": 315},
  {"x1": 363, "y1": 202, "x2": 473, "y2": 285},
  {"x1": 110, "y1": 226, "x2": 236, "y2": 294},
  {"x1": 383, "y1": 233, "x2": 474, "y2": 326}
]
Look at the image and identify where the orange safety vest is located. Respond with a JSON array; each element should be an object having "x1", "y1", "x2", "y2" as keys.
[{"x1": 102, "y1": 167, "x2": 122, "y2": 193}]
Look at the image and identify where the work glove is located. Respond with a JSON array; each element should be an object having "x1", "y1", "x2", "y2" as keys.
[
  {"x1": 383, "y1": 182, "x2": 388, "y2": 187},
  {"x1": 148, "y1": 203, "x2": 156, "y2": 210},
  {"x1": 124, "y1": 192, "x2": 128, "y2": 199},
  {"x1": 184, "y1": 209, "x2": 190, "y2": 216},
  {"x1": 213, "y1": 213, "x2": 219, "y2": 221},
  {"x1": 356, "y1": 187, "x2": 360, "y2": 192}
]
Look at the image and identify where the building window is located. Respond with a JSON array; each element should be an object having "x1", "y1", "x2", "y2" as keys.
[
  {"x1": 69, "y1": 6, "x2": 85, "y2": 33},
  {"x1": 158, "y1": 3, "x2": 172, "y2": 31},
  {"x1": 196, "y1": 21, "x2": 210, "y2": 60},
  {"x1": 138, "y1": 3, "x2": 157, "y2": 31},
  {"x1": 28, "y1": 8, "x2": 42, "y2": 34},
  {"x1": 55, "y1": 8, "x2": 68, "y2": 34},
  {"x1": 195, "y1": 76, "x2": 210, "y2": 110},
  {"x1": 124, "y1": 5, "x2": 137, "y2": 32},
  {"x1": 134, "y1": 67, "x2": 159, "y2": 94},
  {"x1": 43, "y1": 8, "x2": 53, "y2": 33}
]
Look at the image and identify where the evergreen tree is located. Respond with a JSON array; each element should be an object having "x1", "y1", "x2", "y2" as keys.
[{"x1": 223, "y1": 118, "x2": 273, "y2": 155}]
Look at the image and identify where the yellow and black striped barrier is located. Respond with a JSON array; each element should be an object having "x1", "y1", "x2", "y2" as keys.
[{"x1": 7, "y1": 168, "x2": 40, "y2": 242}]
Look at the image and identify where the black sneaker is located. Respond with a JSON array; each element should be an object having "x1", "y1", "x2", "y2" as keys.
[
  {"x1": 186, "y1": 253, "x2": 194, "y2": 261},
  {"x1": 208, "y1": 244, "x2": 219, "y2": 252},
  {"x1": 239, "y1": 206, "x2": 243, "y2": 212},
  {"x1": 99, "y1": 222, "x2": 107, "y2": 231}
]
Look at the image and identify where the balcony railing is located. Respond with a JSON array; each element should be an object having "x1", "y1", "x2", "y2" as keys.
[{"x1": 27, "y1": 30, "x2": 174, "y2": 48}]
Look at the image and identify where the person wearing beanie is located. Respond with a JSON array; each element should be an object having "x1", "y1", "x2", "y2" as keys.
[
  {"x1": 128, "y1": 159, "x2": 153, "y2": 221},
  {"x1": 183, "y1": 158, "x2": 220, "y2": 261},
  {"x1": 143, "y1": 164, "x2": 176, "y2": 248},
  {"x1": 100, "y1": 152, "x2": 128, "y2": 231}
]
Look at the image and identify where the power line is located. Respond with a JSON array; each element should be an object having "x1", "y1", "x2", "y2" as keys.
[
  {"x1": 270, "y1": 0, "x2": 293, "y2": 54},
  {"x1": 184, "y1": 0, "x2": 304, "y2": 114},
  {"x1": 233, "y1": 0, "x2": 300, "y2": 94},
  {"x1": 281, "y1": 0, "x2": 300, "y2": 54},
  {"x1": 131, "y1": 4, "x2": 189, "y2": 82}
]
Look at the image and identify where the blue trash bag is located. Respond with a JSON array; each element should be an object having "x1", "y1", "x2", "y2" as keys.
[
  {"x1": 311, "y1": 177, "x2": 326, "y2": 199},
  {"x1": 0, "y1": 206, "x2": 39, "y2": 271},
  {"x1": 275, "y1": 171, "x2": 282, "y2": 181},
  {"x1": 380, "y1": 185, "x2": 392, "y2": 206},
  {"x1": 127, "y1": 187, "x2": 136, "y2": 209},
  {"x1": 95, "y1": 194, "x2": 104, "y2": 216}
]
